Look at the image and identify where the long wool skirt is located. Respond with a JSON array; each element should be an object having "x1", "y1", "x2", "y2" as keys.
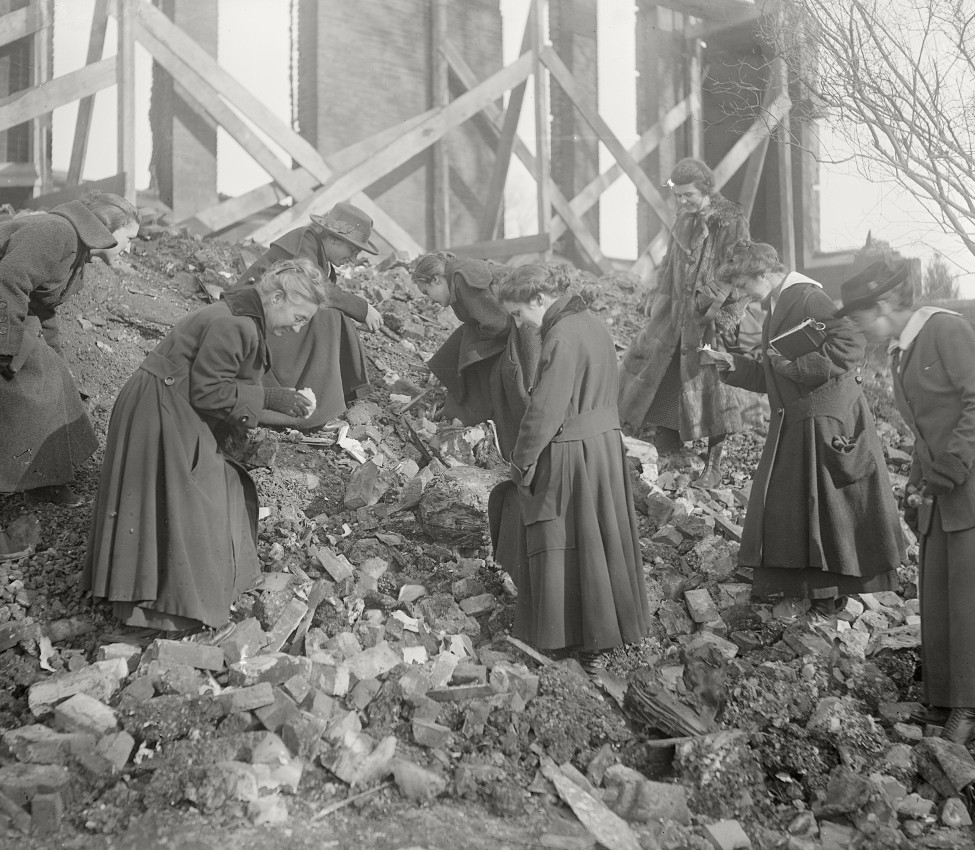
[
  {"x1": 85, "y1": 369, "x2": 261, "y2": 629},
  {"x1": 0, "y1": 326, "x2": 97, "y2": 492},
  {"x1": 263, "y1": 307, "x2": 369, "y2": 429},
  {"x1": 919, "y1": 503, "x2": 975, "y2": 707}
]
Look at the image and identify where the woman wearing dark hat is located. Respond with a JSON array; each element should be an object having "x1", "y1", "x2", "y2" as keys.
[
  {"x1": 0, "y1": 191, "x2": 140, "y2": 506},
  {"x1": 236, "y1": 202, "x2": 384, "y2": 429},
  {"x1": 839, "y1": 260, "x2": 975, "y2": 746},
  {"x1": 703, "y1": 243, "x2": 903, "y2": 615}
]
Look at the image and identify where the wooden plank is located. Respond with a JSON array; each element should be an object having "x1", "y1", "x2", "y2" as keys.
[
  {"x1": 117, "y1": 0, "x2": 136, "y2": 203},
  {"x1": 33, "y1": 0, "x2": 54, "y2": 195},
  {"x1": 688, "y1": 36, "x2": 702, "y2": 160},
  {"x1": 449, "y1": 233, "x2": 551, "y2": 260},
  {"x1": 0, "y1": 5, "x2": 41, "y2": 49},
  {"x1": 712, "y1": 91, "x2": 792, "y2": 189},
  {"x1": 739, "y1": 134, "x2": 770, "y2": 219},
  {"x1": 137, "y1": 21, "x2": 308, "y2": 199},
  {"x1": 541, "y1": 45, "x2": 674, "y2": 234},
  {"x1": 25, "y1": 173, "x2": 124, "y2": 209},
  {"x1": 248, "y1": 51, "x2": 535, "y2": 245},
  {"x1": 551, "y1": 95, "x2": 693, "y2": 242},
  {"x1": 0, "y1": 56, "x2": 114, "y2": 133},
  {"x1": 532, "y1": 0, "x2": 551, "y2": 250},
  {"x1": 431, "y1": 0, "x2": 450, "y2": 248},
  {"x1": 67, "y1": 0, "x2": 110, "y2": 186},
  {"x1": 187, "y1": 109, "x2": 437, "y2": 236},
  {"x1": 0, "y1": 161, "x2": 36, "y2": 188},
  {"x1": 441, "y1": 44, "x2": 610, "y2": 273},
  {"x1": 132, "y1": 0, "x2": 420, "y2": 252}
]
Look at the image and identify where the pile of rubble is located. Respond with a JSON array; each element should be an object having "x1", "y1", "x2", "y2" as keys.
[{"x1": 1, "y1": 224, "x2": 974, "y2": 849}]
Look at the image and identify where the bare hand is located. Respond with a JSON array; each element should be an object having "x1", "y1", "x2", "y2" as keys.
[
  {"x1": 364, "y1": 305, "x2": 383, "y2": 332},
  {"x1": 699, "y1": 346, "x2": 733, "y2": 372}
]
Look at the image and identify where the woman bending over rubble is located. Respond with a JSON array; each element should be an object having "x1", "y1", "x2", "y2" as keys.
[
  {"x1": 85, "y1": 258, "x2": 329, "y2": 632},
  {"x1": 703, "y1": 242, "x2": 903, "y2": 616},
  {"x1": 498, "y1": 264, "x2": 650, "y2": 676},
  {"x1": 235, "y1": 202, "x2": 383, "y2": 430},
  {"x1": 839, "y1": 261, "x2": 975, "y2": 747},
  {"x1": 0, "y1": 192, "x2": 140, "y2": 506},
  {"x1": 412, "y1": 252, "x2": 540, "y2": 460}
]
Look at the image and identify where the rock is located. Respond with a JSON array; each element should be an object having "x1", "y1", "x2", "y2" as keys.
[
  {"x1": 657, "y1": 600, "x2": 694, "y2": 637},
  {"x1": 86, "y1": 731, "x2": 136, "y2": 774},
  {"x1": 815, "y1": 765, "x2": 874, "y2": 817},
  {"x1": 0, "y1": 764, "x2": 73, "y2": 807},
  {"x1": 146, "y1": 638, "x2": 225, "y2": 671},
  {"x1": 685, "y1": 632, "x2": 739, "y2": 661},
  {"x1": 459, "y1": 593, "x2": 496, "y2": 616},
  {"x1": 940, "y1": 796, "x2": 972, "y2": 827},
  {"x1": 652, "y1": 525, "x2": 684, "y2": 546},
  {"x1": 694, "y1": 536, "x2": 737, "y2": 577},
  {"x1": 684, "y1": 588, "x2": 721, "y2": 624},
  {"x1": 215, "y1": 618, "x2": 268, "y2": 665},
  {"x1": 28, "y1": 657, "x2": 129, "y2": 715},
  {"x1": 264, "y1": 599, "x2": 309, "y2": 653},
  {"x1": 330, "y1": 732, "x2": 397, "y2": 787},
  {"x1": 53, "y1": 694, "x2": 118, "y2": 737},
  {"x1": 228, "y1": 653, "x2": 310, "y2": 688},
  {"x1": 0, "y1": 788, "x2": 31, "y2": 833},
  {"x1": 702, "y1": 819, "x2": 752, "y2": 850},
  {"x1": 644, "y1": 492, "x2": 675, "y2": 528},
  {"x1": 2, "y1": 726, "x2": 96, "y2": 764},
  {"x1": 95, "y1": 643, "x2": 143, "y2": 672},
  {"x1": 412, "y1": 719, "x2": 452, "y2": 748},
  {"x1": 346, "y1": 642, "x2": 401, "y2": 680},
  {"x1": 897, "y1": 792, "x2": 935, "y2": 818},
  {"x1": 215, "y1": 683, "x2": 276, "y2": 713},
  {"x1": 818, "y1": 821, "x2": 857, "y2": 850},
  {"x1": 344, "y1": 460, "x2": 388, "y2": 509},
  {"x1": 602, "y1": 764, "x2": 690, "y2": 825},
  {"x1": 314, "y1": 547, "x2": 355, "y2": 582},
  {"x1": 31, "y1": 791, "x2": 64, "y2": 835}
]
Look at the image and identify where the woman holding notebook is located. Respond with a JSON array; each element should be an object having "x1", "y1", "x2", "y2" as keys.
[{"x1": 702, "y1": 242, "x2": 903, "y2": 616}]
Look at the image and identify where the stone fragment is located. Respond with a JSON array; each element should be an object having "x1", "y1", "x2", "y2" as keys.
[
  {"x1": 941, "y1": 796, "x2": 973, "y2": 827},
  {"x1": 254, "y1": 689, "x2": 300, "y2": 732},
  {"x1": 281, "y1": 712, "x2": 328, "y2": 759},
  {"x1": 2, "y1": 726, "x2": 95, "y2": 764},
  {"x1": 0, "y1": 764, "x2": 72, "y2": 807},
  {"x1": 95, "y1": 643, "x2": 143, "y2": 672},
  {"x1": 216, "y1": 618, "x2": 268, "y2": 665},
  {"x1": 427, "y1": 684, "x2": 495, "y2": 702},
  {"x1": 603, "y1": 764, "x2": 690, "y2": 825},
  {"x1": 898, "y1": 793, "x2": 935, "y2": 818},
  {"x1": 216, "y1": 682, "x2": 275, "y2": 713},
  {"x1": 228, "y1": 653, "x2": 310, "y2": 688},
  {"x1": 344, "y1": 460, "x2": 387, "y2": 509},
  {"x1": 892, "y1": 722, "x2": 923, "y2": 744},
  {"x1": 462, "y1": 702, "x2": 491, "y2": 737},
  {"x1": 282, "y1": 674, "x2": 311, "y2": 705},
  {"x1": 702, "y1": 819, "x2": 752, "y2": 850},
  {"x1": 119, "y1": 676, "x2": 155, "y2": 704},
  {"x1": 314, "y1": 547, "x2": 354, "y2": 582},
  {"x1": 350, "y1": 679, "x2": 381, "y2": 710},
  {"x1": 264, "y1": 600, "x2": 309, "y2": 653},
  {"x1": 313, "y1": 664, "x2": 351, "y2": 697},
  {"x1": 459, "y1": 593, "x2": 496, "y2": 616},
  {"x1": 651, "y1": 525, "x2": 683, "y2": 546},
  {"x1": 716, "y1": 583, "x2": 751, "y2": 610},
  {"x1": 87, "y1": 731, "x2": 135, "y2": 774},
  {"x1": 28, "y1": 658, "x2": 129, "y2": 715},
  {"x1": 392, "y1": 757, "x2": 447, "y2": 801},
  {"x1": 53, "y1": 694, "x2": 117, "y2": 737},
  {"x1": 783, "y1": 628, "x2": 833, "y2": 657},
  {"x1": 412, "y1": 719, "x2": 452, "y2": 748},
  {"x1": 330, "y1": 732, "x2": 397, "y2": 787},
  {"x1": 684, "y1": 588, "x2": 721, "y2": 624},
  {"x1": 451, "y1": 662, "x2": 488, "y2": 685},
  {"x1": 346, "y1": 642, "x2": 401, "y2": 681},
  {"x1": 146, "y1": 639, "x2": 225, "y2": 671},
  {"x1": 31, "y1": 791, "x2": 64, "y2": 835},
  {"x1": 818, "y1": 822, "x2": 857, "y2": 850},
  {"x1": 685, "y1": 631, "x2": 739, "y2": 661},
  {"x1": 657, "y1": 600, "x2": 694, "y2": 637},
  {"x1": 451, "y1": 577, "x2": 483, "y2": 600}
]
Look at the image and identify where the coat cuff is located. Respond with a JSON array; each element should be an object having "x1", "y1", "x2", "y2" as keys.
[
  {"x1": 509, "y1": 461, "x2": 535, "y2": 488},
  {"x1": 227, "y1": 383, "x2": 264, "y2": 429}
]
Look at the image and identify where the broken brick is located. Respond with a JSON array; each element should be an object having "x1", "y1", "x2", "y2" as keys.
[
  {"x1": 412, "y1": 718, "x2": 452, "y2": 748},
  {"x1": 146, "y1": 639, "x2": 225, "y2": 672},
  {"x1": 53, "y1": 693, "x2": 118, "y2": 737}
]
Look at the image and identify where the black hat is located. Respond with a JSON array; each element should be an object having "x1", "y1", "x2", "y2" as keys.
[
  {"x1": 834, "y1": 260, "x2": 911, "y2": 317},
  {"x1": 310, "y1": 202, "x2": 379, "y2": 255}
]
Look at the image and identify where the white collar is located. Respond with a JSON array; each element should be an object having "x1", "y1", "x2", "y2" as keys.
[
  {"x1": 889, "y1": 305, "x2": 959, "y2": 355},
  {"x1": 770, "y1": 271, "x2": 821, "y2": 312}
]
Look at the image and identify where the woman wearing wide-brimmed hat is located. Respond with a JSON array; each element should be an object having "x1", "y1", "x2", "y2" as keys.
[
  {"x1": 838, "y1": 259, "x2": 975, "y2": 747},
  {"x1": 236, "y1": 202, "x2": 384, "y2": 429}
]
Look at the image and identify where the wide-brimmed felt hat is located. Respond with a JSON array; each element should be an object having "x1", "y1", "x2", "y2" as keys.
[
  {"x1": 834, "y1": 259, "x2": 911, "y2": 317},
  {"x1": 310, "y1": 202, "x2": 379, "y2": 255}
]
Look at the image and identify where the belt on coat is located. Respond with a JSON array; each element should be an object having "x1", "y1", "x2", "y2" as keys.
[
  {"x1": 139, "y1": 350, "x2": 188, "y2": 388},
  {"x1": 550, "y1": 406, "x2": 619, "y2": 442},
  {"x1": 784, "y1": 372, "x2": 859, "y2": 423}
]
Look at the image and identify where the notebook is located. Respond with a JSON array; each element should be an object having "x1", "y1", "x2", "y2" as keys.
[{"x1": 768, "y1": 318, "x2": 828, "y2": 359}]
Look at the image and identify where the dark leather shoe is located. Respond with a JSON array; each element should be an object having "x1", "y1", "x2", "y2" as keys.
[{"x1": 942, "y1": 708, "x2": 975, "y2": 745}]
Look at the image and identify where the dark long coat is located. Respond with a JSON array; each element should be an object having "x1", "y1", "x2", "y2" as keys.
[
  {"x1": 0, "y1": 201, "x2": 108, "y2": 490},
  {"x1": 84, "y1": 288, "x2": 266, "y2": 629},
  {"x1": 618, "y1": 193, "x2": 764, "y2": 439},
  {"x1": 723, "y1": 277, "x2": 903, "y2": 592},
  {"x1": 890, "y1": 309, "x2": 975, "y2": 706},
  {"x1": 509, "y1": 295, "x2": 650, "y2": 652},
  {"x1": 427, "y1": 257, "x2": 540, "y2": 459},
  {"x1": 236, "y1": 226, "x2": 370, "y2": 428}
]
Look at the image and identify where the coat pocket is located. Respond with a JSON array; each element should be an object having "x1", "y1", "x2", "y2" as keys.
[
  {"x1": 819, "y1": 416, "x2": 877, "y2": 488},
  {"x1": 520, "y1": 443, "x2": 565, "y2": 525}
]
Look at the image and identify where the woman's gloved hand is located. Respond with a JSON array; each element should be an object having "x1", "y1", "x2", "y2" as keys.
[
  {"x1": 924, "y1": 452, "x2": 970, "y2": 496},
  {"x1": 263, "y1": 387, "x2": 312, "y2": 418}
]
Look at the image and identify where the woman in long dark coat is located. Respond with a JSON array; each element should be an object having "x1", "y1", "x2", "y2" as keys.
[
  {"x1": 0, "y1": 193, "x2": 140, "y2": 506},
  {"x1": 498, "y1": 265, "x2": 650, "y2": 674},
  {"x1": 85, "y1": 259, "x2": 327, "y2": 632},
  {"x1": 618, "y1": 158, "x2": 765, "y2": 487},
  {"x1": 236, "y1": 203, "x2": 383, "y2": 430},
  {"x1": 839, "y1": 261, "x2": 975, "y2": 746},
  {"x1": 705, "y1": 242, "x2": 903, "y2": 613},
  {"x1": 412, "y1": 252, "x2": 540, "y2": 459}
]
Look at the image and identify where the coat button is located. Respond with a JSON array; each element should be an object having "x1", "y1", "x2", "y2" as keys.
[
  {"x1": 777, "y1": 407, "x2": 784, "y2": 415},
  {"x1": 164, "y1": 376, "x2": 175, "y2": 386},
  {"x1": 241, "y1": 416, "x2": 249, "y2": 423}
]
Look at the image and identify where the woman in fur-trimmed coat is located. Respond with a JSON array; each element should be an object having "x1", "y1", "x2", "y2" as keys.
[
  {"x1": 499, "y1": 265, "x2": 650, "y2": 674},
  {"x1": 705, "y1": 243, "x2": 903, "y2": 611},
  {"x1": 618, "y1": 158, "x2": 766, "y2": 488}
]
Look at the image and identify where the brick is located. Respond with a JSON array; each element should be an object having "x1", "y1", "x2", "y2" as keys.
[
  {"x1": 216, "y1": 618, "x2": 268, "y2": 665},
  {"x1": 119, "y1": 676, "x2": 156, "y2": 703},
  {"x1": 30, "y1": 791, "x2": 64, "y2": 836},
  {"x1": 716, "y1": 583, "x2": 752, "y2": 610},
  {"x1": 346, "y1": 642, "x2": 401, "y2": 681},
  {"x1": 281, "y1": 712, "x2": 329, "y2": 759},
  {"x1": 412, "y1": 719, "x2": 452, "y2": 748},
  {"x1": 145, "y1": 639, "x2": 224, "y2": 672},
  {"x1": 684, "y1": 588, "x2": 721, "y2": 623},
  {"x1": 28, "y1": 658, "x2": 129, "y2": 716},
  {"x1": 428, "y1": 653, "x2": 459, "y2": 689},
  {"x1": 228, "y1": 653, "x2": 311, "y2": 688},
  {"x1": 282, "y1": 674, "x2": 311, "y2": 705},
  {"x1": 254, "y1": 689, "x2": 300, "y2": 733},
  {"x1": 215, "y1": 682, "x2": 276, "y2": 713},
  {"x1": 80, "y1": 731, "x2": 136, "y2": 775},
  {"x1": 314, "y1": 547, "x2": 354, "y2": 582},
  {"x1": 53, "y1": 693, "x2": 117, "y2": 737},
  {"x1": 351, "y1": 678, "x2": 382, "y2": 710},
  {"x1": 461, "y1": 702, "x2": 491, "y2": 737},
  {"x1": 308, "y1": 691, "x2": 336, "y2": 721},
  {"x1": 702, "y1": 819, "x2": 752, "y2": 850},
  {"x1": 95, "y1": 642, "x2": 143, "y2": 672},
  {"x1": 459, "y1": 593, "x2": 496, "y2": 616},
  {"x1": 312, "y1": 663, "x2": 350, "y2": 697},
  {"x1": 427, "y1": 684, "x2": 495, "y2": 702},
  {"x1": 450, "y1": 662, "x2": 488, "y2": 685},
  {"x1": 685, "y1": 632, "x2": 739, "y2": 661},
  {"x1": 264, "y1": 600, "x2": 309, "y2": 653},
  {"x1": 2, "y1": 725, "x2": 96, "y2": 764}
]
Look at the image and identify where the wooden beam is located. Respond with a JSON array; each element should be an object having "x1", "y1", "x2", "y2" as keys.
[
  {"x1": 739, "y1": 134, "x2": 770, "y2": 219},
  {"x1": 117, "y1": 0, "x2": 136, "y2": 203},
  {"x1": 248, "y1": 51, "x2": 534, "y2": 245},
  {"x1": 712, "y1": 91, "x2": 792, "y2": 189},
  {"x1": 25, "y1": 173, "x2": 124, "y2": 208},
  {"x1": 444, "y1": 43, "x2": 610, "y2": 274},
  {"x1": 688, "y1": 35, "x2": 702, "y2": 160},
  {"x1": 0, "y1": 5, "x2": 41, "y2": 49},
  {"x1": 33, "y1": 0, "x2": 54, "y2": 195},
  {"x1": 532, "y1": 0, "x2": 552, "y2": 251},
  {"x1": 449, "y1": 233, "x2": 551, "y2": 260},
  {"x1": 131, "y1": 0, "x2": 419, "y2": 252},
  {"x1": 551, "y1": 95, "x2": 694, "y2": 242},
  {"x1": 0, "y1": 56, "x2": 114, "y2": 133},
  {"x1": 431, "y1": 0, "x2": 450, "y2": 248},
  {"x1": 541, "y1": 44, "x2": 674, "y2": 234},
  {"x1": 67, "y1": 0, "x2": 109, "y2": 186}
]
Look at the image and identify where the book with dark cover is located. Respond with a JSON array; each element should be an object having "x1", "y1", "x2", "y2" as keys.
[{"x1": 769, "y1": 318, "x2": 828, "y2": 359}]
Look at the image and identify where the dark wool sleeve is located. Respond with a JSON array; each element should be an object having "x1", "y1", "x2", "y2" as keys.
[
  {"x1": 189, "y1": 315, "x2": 266, "y2": 427},
  {"x1": 932, "y1": 315, "x2": 975, "y2": 469}
]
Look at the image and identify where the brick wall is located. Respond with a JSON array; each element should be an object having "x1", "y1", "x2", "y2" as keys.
[{"x1": 297, "y1": 0, "x2": 502, "y2": 249}]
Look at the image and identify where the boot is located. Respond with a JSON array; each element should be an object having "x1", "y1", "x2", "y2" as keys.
[
  {"x1": 941, "y1": 707, "x2": 975, "y2": 745},
  {"x1": 693, "y1": 439, "x2": 725, "y2": 489},
  {"x1": 578, "y1": 650, "x2": 606, "y2": 680}
]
